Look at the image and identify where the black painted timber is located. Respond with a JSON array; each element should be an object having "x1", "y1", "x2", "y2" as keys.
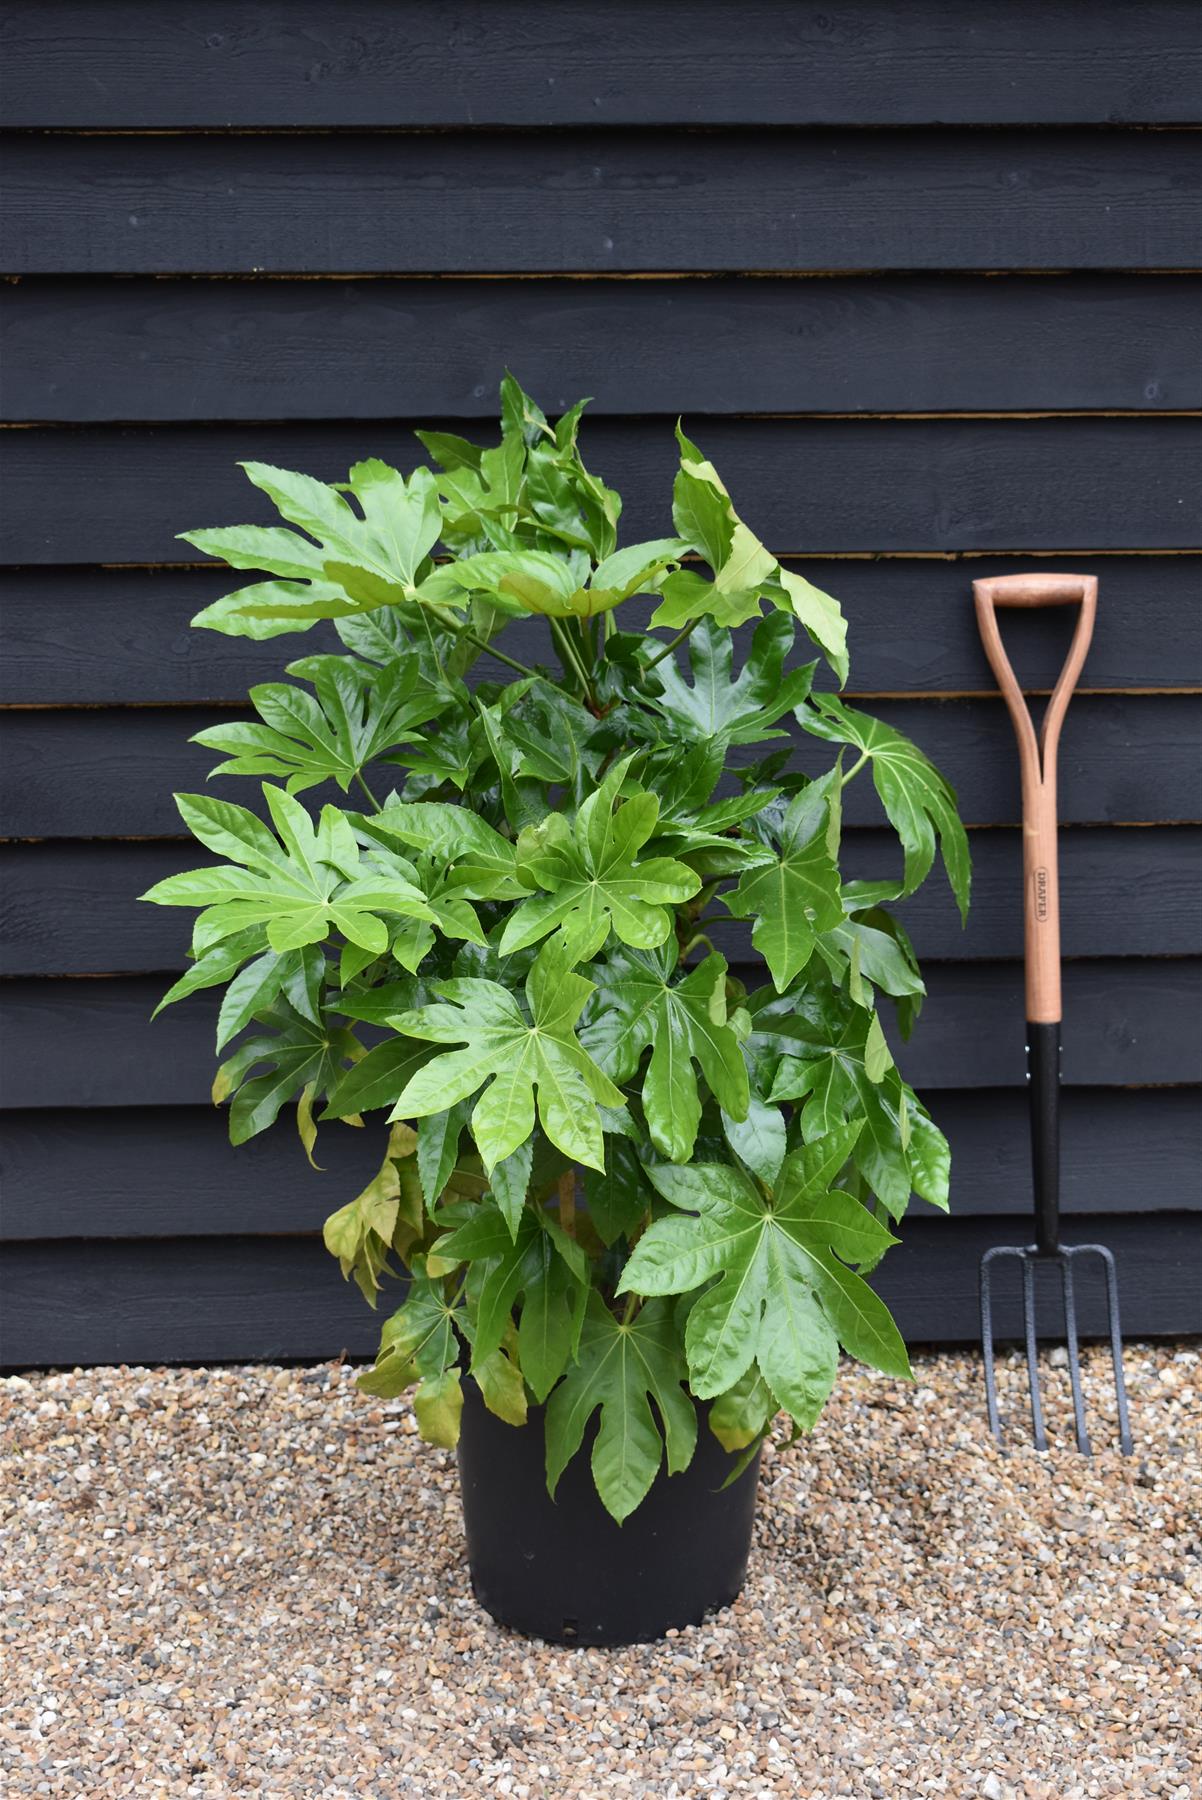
[
  {"x1": 1, "y1": 964, "x2": 1197, "y2": 1109},
  {"x1": 5, "y1": 1088, "x2": 1197, "y2": 1243},
  {"x1": 3, "y1": 1213, "x2": 1196, "y2": 1368},
  {"x1": 5, "y1": 133, "x2": 1200, "y2": 276},
  {"x1": 4, "y1": 2, "x2": 1200, "y2": 128},
  {"x1": 6, "y1": 276, "x2": 1201, "y2": 422},
  {"x1": 2, "y1": 9, "x2": 1199, "y2": 1363},
  {"x1": 4, "y1": 560, "x2": 1199, "y2": 706},
  {"x1": 3, "y1": 696, "x2": 1194, "y2": 839},
  {"x1": 5, "y1": 830, "x2": 1199, "y2": 978},
  {"x1": 4, "y1": 420, "x2": 1200, "y2": 565}
]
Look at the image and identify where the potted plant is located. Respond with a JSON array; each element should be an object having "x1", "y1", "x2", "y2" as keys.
[{"x1": 143, "y1": 379, "x2": 969, "y2": 1645}]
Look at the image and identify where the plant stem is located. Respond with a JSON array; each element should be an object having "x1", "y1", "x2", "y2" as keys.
[
  {"x1": 840, "y1": 749, "x2": 871, "y2": 788},
  {"x1": 355, "y1": 771, "x2": 382, "y2": 811},
  {"x1": 463, "y1": 629, "x2": 539, "y2": 678},
  {"x1": 549, "y1": 617, "x2": 595, "y2": 704},
  {"x1": 644, "y1": 618, "x2": 699, "y2": 671},
  {"x1": 426, "y1": 601, "x2": 539, "y2": 679},
  {"x1": 557, "y1": 1168, "x2": 576, "y2": 1239}
]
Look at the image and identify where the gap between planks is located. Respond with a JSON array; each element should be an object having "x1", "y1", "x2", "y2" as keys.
[
  {"x1": 3, "y1": 688, "x2": 1199, "y2": 713},
  {"x1": 5, "y1": 820, "x2": 1200, "y2": 847},
  {"x1": 5, "y1": 412, "x2": 1202, "y2": 429},
  {"x1": 10, "y1": 122, "x2": 1202, "y2": 137},
  {"x1": 4, "y1": 268, "x2": 1202, "y2": 285}
]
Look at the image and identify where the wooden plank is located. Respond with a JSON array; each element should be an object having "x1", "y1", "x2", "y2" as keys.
[
  {"x1": 4, "y1": 1088, "x2": 1196, "y2": 1241},
  {"x1": 6, "y1": 830, "x2": 1199, "y2": 978},
  {"x1": 4, "y1": 2, "x2": 1199, "y2": 128},
  {"x1": 7, "y1": 275, "x2": 1200, "y2": 422},
  {"x1": 4, "y1": 419, "x2": 1200, "y2": 564},
  {"x1": 3, "y1": 1213, "x2": 1196, "y2": 1367},
  {"x1": 4, "y1": 132, "x2": 1199, "y2": 276},
  {"x1": 5, "y1": 559, "x2": 1198, "y2": 705},
  {"x1": 1, "y1": 963, "x2": 1196, "y2": 1108},
  {"x1": 2, "y1": 696, "x2": 1194, "y2": 838}
]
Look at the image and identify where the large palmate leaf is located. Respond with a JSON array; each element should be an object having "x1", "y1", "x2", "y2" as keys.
[
  {"x1": 387, "y1": 940, "x2": 625, "y2": 1172},
  {"x1": 646, "y1": 614, "x2": 814, "y2": 747},
  {"x1": 362, "y1": 801, "x2": 523, "y2": 900},
  {"x1": 580, "y1": 946, "x2": 749, "y2": 1163},
  {"x1": 495, "y1": 678, "x2": 602, "y2": 799},
  {"x1": 430, "y1": 1197, "x2": 586, "y2": 1392},
  {"x1": 322, "y1": 1122, "x2": 424, "y2": 1303},
  {"x1": 192, "y1": 654, "x2": 454, "y2": 794},
  {"x1": 759, "y1": 993, "x2": 947, "y2": 1219},
  {"x1": 510, "y1": 376, "x2": 623, "y2": 561},
  {"x1": 141, "y1": 787, "x2": 437, "y2": 957},
  {"x1": 433, "y1": 538, "x2": 686, "y2": 621},
  {"x1": 653, "y1": 426, "x2": 849, "y2": 682},
  {"x1": 544, "y1": 1290, "x2": 698, "y2": 1523},
  {"x1": 184, "y1": 458, "x2": 444, "y2": 636},
  {"x1": 211, "y1": 997, "x2": 362, "y2": 1147},
  {"x1": 355, "y1": 1273, "x2": 467, "y2": 1446},
  {"x1": 801, "y1": 694, "x2": 971, "y2": 920},
  {"x1": 724, "y1": 786, "x2": 844, "y2": 992},
  {"x1": 620, "y1": 1124, "x2": 910, "y2": 1419},
  {"x1": 500, "y1": 762, "x2": 700, "y2": 961}
]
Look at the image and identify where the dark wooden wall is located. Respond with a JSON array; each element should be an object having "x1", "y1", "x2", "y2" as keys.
[{"x1": 2, "y1": 3, "x2": 1200, "y2": 1366}]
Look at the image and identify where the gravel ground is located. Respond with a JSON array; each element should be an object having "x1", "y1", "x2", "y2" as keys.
[{"x1": 1, "y1": 1345, "x2": 1198, "y2": 1800}]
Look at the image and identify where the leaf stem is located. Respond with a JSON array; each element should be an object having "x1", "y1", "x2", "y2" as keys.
[
  {"x1": 549, "y1": 616, "x2": 596, "y2": 704},
  {"x1": 620, "y1": 1289, "x2": 640, "y2": 1325},
  {"x1": 644, "y1": 618, "x2": 699, "y2": 671},
  {"x1": 463, "y1": 629, "x2": 539, "y2": 678},
  {"x1": 426, "y1": 601, "x2": 539, "y2": 679},
  {"x1": 355, "y1": 771, "x2": 382, "y2": 811},
  {"x1": 558, "y1": 1168, "x2": 577, "y2": 1239},
  {"x1": 840, "y1": 749, "x2": 871, "y2": 788}
]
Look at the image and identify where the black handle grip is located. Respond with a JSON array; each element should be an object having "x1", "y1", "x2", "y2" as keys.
[{"x1": 1027, "y1": 1022, "x2": 1061, "y2": 1254}]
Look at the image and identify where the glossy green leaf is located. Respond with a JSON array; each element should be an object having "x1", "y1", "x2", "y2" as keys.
[
  {"x1": 500, "y1": 763, "x2": 700, "y2": 961},
  {"x1": 724, "y1": 788, "x2": 844, "y2": 993},
  {"x1": 620, "y1": 1127, "x2": 908, "y2": 1419},
  {"x1": 580, "y1": 945, "x2": 749, "y2": 1164},
  {"x1": 802, "y1": 694, "x2": 971, "y2": 920},
  {"x1": 388, "y1": 939, "x2": 625, "y2": 1173},
  {"x1": 647, "y1": 614, "x2": 814, "y2": 747},
  {"x1": 544, "y1": 1292, "x2": 697, "y2": 1523},
  {"x1": 193, "y1": 655, "x2": 449, "y2": 795}
]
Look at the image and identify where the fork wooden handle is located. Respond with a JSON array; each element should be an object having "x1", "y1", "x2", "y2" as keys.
[{"x1": 973, "y1": 574, "x2": 1098, "y2": 1023}]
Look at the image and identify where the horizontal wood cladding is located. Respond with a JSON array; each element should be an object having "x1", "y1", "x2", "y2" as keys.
[
  {"x1": 4, "y1": 558, "x2": 1194, "y2": 705},
  {"x1": 5, "y1": 830, "x2": 1199, "y2": 978},
  {"x1": 5, "y1": 560, "x2": 1198, "y2": 706},
  {"x1": 7, "y1": 276, "x2": 1201, "y2": 422},
  {"x1": 2, "y1": 964, "x2": 1196, "y2": 1108},
  {"x1": 6, "y1": 1088, "x2": 1197, "y2": 1241},
  {"x1": 4, "y1": 132, "x2": 1199, "y2": 276},
  {"x1": 3, "y1": 696, "x2": 1192, "y2": 838},
  {"x1": 6, "y1": 2, "x2": 1200, "y2": 128},
  {"x1": 5, "y1": 1214, "x2": 1198, "y2": 1367},
  {"x1": 4, "y1": 420, "x2": 1200, "y2": 565}
]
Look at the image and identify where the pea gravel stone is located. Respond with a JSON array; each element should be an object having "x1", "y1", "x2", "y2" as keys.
[{"x1": 1, "y1": 1344, "x2": 1197, "y2": 1797}]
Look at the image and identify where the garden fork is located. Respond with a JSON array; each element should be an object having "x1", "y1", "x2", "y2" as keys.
[{"x1": 974, "y1": 573, "x2": 1133, "y2": 1456}]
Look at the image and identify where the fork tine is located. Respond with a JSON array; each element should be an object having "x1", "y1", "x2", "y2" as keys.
[
  {"x1": 980, "y1": 1247, "x2": 1005, "y2": 1446},
  {"x1": 1059, "y1": 1252, "x2": 1092, "y2": 1456},
  {"x1": 1076, "y1": 1244, "x2": 1135, "y2": 1455},
  {"x1": 1020, "y1": 1255, "x2": 1049, "y2": 1452}
]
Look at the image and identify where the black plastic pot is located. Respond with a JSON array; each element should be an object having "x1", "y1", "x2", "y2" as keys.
[{"x1": 456, "y1": 1380, "x2": 762, "y2": 1646}]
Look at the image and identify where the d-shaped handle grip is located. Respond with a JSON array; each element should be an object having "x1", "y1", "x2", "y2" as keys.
[
  {"x1": 973, "y1": 573, "x2": 1098, "y2": 1023},
  {"x1": 975, "y1": 572, "x2": 1094, "y2": 609}
]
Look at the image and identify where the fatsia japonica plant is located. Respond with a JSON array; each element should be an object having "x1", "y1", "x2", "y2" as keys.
[{"x1": 143, "y1": 378, "x2": 970, "y2": 1522}]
